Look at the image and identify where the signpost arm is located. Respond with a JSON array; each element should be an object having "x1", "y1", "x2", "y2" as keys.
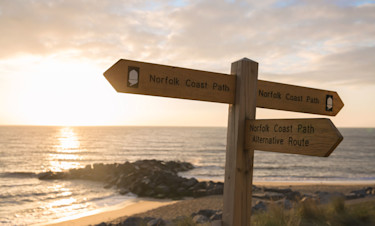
[{"x1": 223, "y1": 58, "x2": 258, "y2": 226}]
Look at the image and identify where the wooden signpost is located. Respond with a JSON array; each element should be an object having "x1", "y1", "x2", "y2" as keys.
[
  {"x1": 103, "y1": 59, "x2": 236, "y2": 104},
  {"x1": 256, "y1": 80, "x2": 344, "y2": 116},
  {"x1": 104, "y1": 59, "x2": 344, "y2": 115},
  {"x1": 104, "y1": 58, "x2": 344, "y2": 226},
  {"x1": 245, "y1": 118, "x2": 343, "y2": 157}
]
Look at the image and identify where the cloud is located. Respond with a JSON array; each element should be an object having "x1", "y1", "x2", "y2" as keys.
[
  {"x1": 0, "y1": 0, "x2": 374, "y2": 85},
  {"x1": 262, "y1": 46, "x2": 375, "y2": 86}
]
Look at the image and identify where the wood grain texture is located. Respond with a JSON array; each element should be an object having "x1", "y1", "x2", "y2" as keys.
[
  {"x1": 245, "y1": 118, "x2": 343, "y2": 157},
  {"x1": 104, "y1": 59, "x2": 343, "y2": 116},
  {"x1": 223, "y1": 58, "x2": 258, "y2": 226},
  {"x1": 256, "y1": 80, "x2": 344, "y2": 116},
  {"x1": 103, "y1": 59, "x2": 235, "y2": 104}
]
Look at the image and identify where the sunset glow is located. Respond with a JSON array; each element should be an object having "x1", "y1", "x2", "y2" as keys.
[{"x1": 1, "y1": 1, "x2": 375, "y2": 127}]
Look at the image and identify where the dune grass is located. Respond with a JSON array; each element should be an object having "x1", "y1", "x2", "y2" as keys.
[
  {"x1": 128, "y1": 198, "x2": 375, "y2": 225},
  {"x1": 252, "y1": 198, "x2": 375, "y2": 226}
]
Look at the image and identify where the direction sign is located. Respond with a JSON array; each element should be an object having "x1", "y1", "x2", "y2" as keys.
[
  {"x1": 257, "y1": 80, "x2": 344, "y2": 116},
  {"x1": 104, "y1": 59, "x2": 236, "y2": 104},
  {"x1": 245, "y1": 118, "x2": 343, "y2": 157},
  {"x1": 104, "y1": 59, "x2": 344, "y2": 116}
]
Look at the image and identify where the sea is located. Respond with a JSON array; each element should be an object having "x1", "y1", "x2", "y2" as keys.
[{"x1": 0, "y1": 126, "x2": 374, "y2": 225}]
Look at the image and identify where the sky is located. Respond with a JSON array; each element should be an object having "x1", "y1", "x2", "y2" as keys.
[{"x1": 0, "y1": 0, "x2": 374, "y2": 127}]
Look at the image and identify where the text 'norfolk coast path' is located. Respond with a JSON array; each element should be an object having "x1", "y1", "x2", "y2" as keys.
[
  {"x1": 104, "y1": 59, "x2": 344, "y2": 116},
  {"x1": 245, "y1": 118, "x2": 343, "y2": 157}
]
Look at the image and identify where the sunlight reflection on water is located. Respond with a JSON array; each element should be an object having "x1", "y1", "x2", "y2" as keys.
[{"x1": 48, "y1": 127, "x2": 83, "y2": 172}]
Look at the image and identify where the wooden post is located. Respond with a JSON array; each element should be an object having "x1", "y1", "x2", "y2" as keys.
[{"x1": 223, "y1": 58, "x2": 258, "y2": 226}]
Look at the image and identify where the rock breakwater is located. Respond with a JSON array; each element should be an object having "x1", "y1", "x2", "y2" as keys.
[{"x1": 38, "y1": 160, "x2": 224, "y2": 199}]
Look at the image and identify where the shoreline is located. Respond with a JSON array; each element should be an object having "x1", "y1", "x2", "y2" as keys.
[
  {"x1": 44, "y1": 198, "x2": 177, "y2": 226},
  {"x1": 44, "y1": 180, "x2": 375, "y2": 226}
]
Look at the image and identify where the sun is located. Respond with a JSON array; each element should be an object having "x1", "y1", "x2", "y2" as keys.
[{"x1": 4, "y1": 54, "x2": 118, "y2": 126}]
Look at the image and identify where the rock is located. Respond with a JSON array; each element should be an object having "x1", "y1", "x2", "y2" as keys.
[
  {"x1": 253, "y1": 192, "x2": 285, "y2": 201},
  {"x1": 211, "y1": 220, "x2": 223, "y2": 226},
  {"x1": 285, "y1": 191, "x2": 301, "y2": 201},
  {"x1": 147, "y1": 218, "x2": 166, "y2": 226},
  {"x1": 266, "y1": 192, "x2": 285, "y2": 201},
  {"x1": 193, "y1": 189, "x2": 208, "y2": 197},
  {"x1": 209, "y1": 183, "x2": 224, "y2": 195},
  {"x1": 301, "y1": 196, "x2": 318, "y2": 204},
  {"x1": 262, "y1": 188, "x2": 301, "y2": 201},
  {"x1": 315, "y1": 191, "x2": 345, "y2": 204},
  {"x1": 95, "y1": 223, "x2": 107, "y2": 226},
  {"x1": 193, "y1": 181, "x2": 208, "y2": 190},
  {"x1": 365, "y1": 187, "x2": 375, "y2": 195},
  {"x1": 38, "y1": 159, "x2": 225, "y2": 199},
  {"x1": 182, "y1": 178, "x2": 198, "y2": 188},
  {"x1": 176, "y1": 186, "x2": 186, "y2": 193},
  {"x1": 122, "y1": 217, "x2": 145, "y2": 225},
  {"x1": 193, "y1": 214, "x2": 209, "y2": 224},
  {"x1": 210, "y1": 211, "x2": 222, "y2": 221},
  {"x1": 119, "y1": 188, "x2": 129, "y2": 195},
  {"x1": 37, "y1": 171, "x2": 66, "y2": 180},
  {"x1": 156, "y1": 184, "x2": 170, "y2": 194},
  {"x1": 345, "y1": 187, "x2": 375, "y2": 199},
  {"x1": 278, "y1": 198, "x2": 293, "y2": 210},
  {"x1": 348, "y1": 187, "x2": 370, "y2": 198},
  {"x1": 253, "y1": 200, "x2": 267, "y2": 212},
  {"x1": 264, "y1": 187, "x2": 293, "y2": 194},
  {"x1": 103, "y1": 184, "x2": 112, "y2": 189},
  {"x1": 193, "y1": 209, "x2": 217, "y2": 218},
  {"x1": 173, "y1": 216, "x2": 190, "y2": 224},
  {"x1": 252, "y1": 185, "x2": 261, "y2": 192},
  {"x1": 155, "y1": 193, "x2": 166, "y2": 199},
  {"x1": 345, "y1": 193, "x2": 358, "y2": 200}
]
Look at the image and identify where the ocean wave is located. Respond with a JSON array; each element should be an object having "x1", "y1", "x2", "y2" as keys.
[{"x1": 0, "y1": 172, "x2": 37, "y2": 178}]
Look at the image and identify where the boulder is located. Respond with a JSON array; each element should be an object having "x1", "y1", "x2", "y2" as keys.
[
  {"x1": 276, "y1": 198, "x2": 293, "y2": 209},
  {"x1": 192, "y1": 215, "x2": 209, "y2": 224},
  {"x1": 285, "y1": 191, "x2": 301, "y2": 201},
  {"x1": 193, "y1": 209, "x2": 218, "y2": 218},
  {"x1": 264, "y1": 187, "x2": 293, "y2": 194},
  {"x1": 122, "y1": 217, "x2": 145, "y2": 225},
  {"x1": 37, "y1": 171, "x2": 66, "y2": 180},
  {"x1": 182, "y1": 178, "x2": 198, "y2": 188},
  {"x1": 253, "y1": 200, "x2": 267, "y2": 212},
  {"x1": 147, "y1": 218, "x2": 166, "y2": 226},
  {"x1": 210, "y1": 211, "x2": 223, "y2": 221},
  {"x1": 253, "y1": 192, "x2": 285, "y2": 201},
  {"x1": 315, "y1": 191, "x2": 345, "y2": 204},
  {"x1": 38, "y1": 159, "x2": 225, "y2": 199}
]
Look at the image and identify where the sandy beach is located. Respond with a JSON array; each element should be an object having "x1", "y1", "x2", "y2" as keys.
[
  {"x1": 45, "y1": 181, "x2": 375, "y2": 226},
  {"x1": 45, "y1": 199, "x2": 177, "y2": 226}
]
